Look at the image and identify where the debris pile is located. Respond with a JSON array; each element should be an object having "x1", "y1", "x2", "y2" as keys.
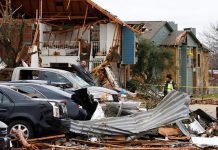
[{"x1": 0, "y1": 91, "x2": 208, "y2": 149}]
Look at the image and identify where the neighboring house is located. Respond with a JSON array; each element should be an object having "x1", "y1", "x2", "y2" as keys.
[
  {"x1": 127, "y1": 21, "x2": 177, "y2": 45},
  {"x1": 208, "y1": 70, "x2": 218, "y2": 94},
  {"x1": 5, "y1": 0, "x2": 140, "y2": 87},
  {"x1": 161, "y1": 29, "x2": 209, "y2": 94},
  {"x1": 127, "y1": 21, "x2": 209, "y2": 94}
]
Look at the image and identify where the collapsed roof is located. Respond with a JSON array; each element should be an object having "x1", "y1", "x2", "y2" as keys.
[{"x1": 3, "y1": 0, "x2": 139, "y2": 33}]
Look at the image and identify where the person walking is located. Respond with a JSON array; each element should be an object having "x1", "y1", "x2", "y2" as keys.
[{"x1": 163, "y1": 74, "x2": 177, "y2": 97}]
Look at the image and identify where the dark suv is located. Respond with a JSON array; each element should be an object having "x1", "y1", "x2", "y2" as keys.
[
  {"x1": 0, "y1": 85, "x2": 69, "y2": 139},
  {"x1": 4, "y1": 83, "x2": 88, "y2": 120}
]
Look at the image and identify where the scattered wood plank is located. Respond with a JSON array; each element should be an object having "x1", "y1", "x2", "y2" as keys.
[
  {"x1": 70, "y1": 138, "x2": 125, "y2": 148},
  {"x1": 28, "y1": 134, "x2": 65, "y2": 142},
  {"x1": 158, "y1": 127, "x2": 182, "y2": 137}
]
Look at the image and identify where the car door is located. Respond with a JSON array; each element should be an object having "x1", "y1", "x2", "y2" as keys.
[{"x1": 0, "y1": 91, "x2": 15, "y2": 121}]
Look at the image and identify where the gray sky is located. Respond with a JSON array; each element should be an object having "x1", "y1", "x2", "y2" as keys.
[{"x1": 93, "y1": 0, "x2": 218, "y2": 39}]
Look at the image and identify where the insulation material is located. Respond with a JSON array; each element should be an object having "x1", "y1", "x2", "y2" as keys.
[
  {"x1": 0, "y1": 60, "x2": 7, "y2": 70},
  {"x1": 30, "y1": 45, "x2": 39, "y2": 67},
  {"x1": 105, "y1": 66, "x2": 120, "y2": 89},
  {"x1": 191, "y1": 136, "x2": 218, "y2": 148},
  {"x1": 189, "y1": 119, "x2": 205, "y2": 134}
]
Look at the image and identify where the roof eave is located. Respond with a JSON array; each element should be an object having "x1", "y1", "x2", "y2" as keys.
[{"x1": 85, "y1": 0, "x2": 140, "y2": 34}]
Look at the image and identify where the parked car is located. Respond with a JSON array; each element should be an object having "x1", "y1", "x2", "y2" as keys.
[
  {"x1": 3, "y1": 82, "x2": 87, "y2": 120},
  {"x1": 0, "y1": 121, "x2": 11, "y2": 150},
  {"x1": 0, "y1": 85, "x2": 69, "y2": 139},
  {"x1": 49, "y1": 65, "x2": 97, "y2": 86},
  {"x1": 11, "y1": 67, "x2": 119, "y2": 101}
]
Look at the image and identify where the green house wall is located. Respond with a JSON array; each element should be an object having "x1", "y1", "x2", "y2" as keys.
[
  {"x1": 179, "y1": 46, "x2": 187, "y2": 92},
  {"x1": 152, "y1": 26, "x2": 171, "y2": 45}
]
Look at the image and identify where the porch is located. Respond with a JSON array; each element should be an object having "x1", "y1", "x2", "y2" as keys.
[{"x1": 40, "y1": 40, "x2": 108, "y2": 70}]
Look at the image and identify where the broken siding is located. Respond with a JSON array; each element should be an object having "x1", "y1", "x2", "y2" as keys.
[{"x1": 122, "y1": 27, "x2": 135, "y2": 64}]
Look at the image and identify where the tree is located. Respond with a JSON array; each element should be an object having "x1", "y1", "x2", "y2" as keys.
[
  {"x1": 126, "y1": 38, "x2": 174, "y2": 104},
  {"x1": 0, "y1": 1, "x2": 26, "y2": 67},
  {"x1": 132, "y1": 38, "x2": 174, "y2": 84},
  {"x1": 203, "y1": 23, "x2": 218, "y2": 70}
]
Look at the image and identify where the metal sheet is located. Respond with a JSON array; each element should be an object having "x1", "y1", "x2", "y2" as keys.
[{"x1": 70, "y1": 90, "x2": 190, "y2": 137}]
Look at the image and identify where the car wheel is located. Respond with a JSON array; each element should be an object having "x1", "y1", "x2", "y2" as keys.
[{"x1": 8, "y1": 120, "x2": 34, "y2": 139}]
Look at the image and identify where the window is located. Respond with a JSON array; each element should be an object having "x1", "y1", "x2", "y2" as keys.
[
  {"x1": 0, "y1": 92, "x2": 11, "y2": 103},
  {"x1": 40, "y1": 71, "x2": 71, "y2": 84},
  {"x1": 198, "y1": 53, "x2": 201, "y2": 67},
  {"x1": 90, "y1": 25, "x2": 100, "y2": 41},
  {"x1": 19, "y1": 70, "x2": 40, "y2": 80},
  {"x1": 15, "y1": 86, "x2": 46, "y2": 98}
]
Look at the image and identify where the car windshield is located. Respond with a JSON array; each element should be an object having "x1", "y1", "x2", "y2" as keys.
[{"x1": 67, "y1": 73, "x2": 90, "y2": 88}]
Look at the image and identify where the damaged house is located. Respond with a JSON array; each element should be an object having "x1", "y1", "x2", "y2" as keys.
[
  {"x1": 127, "y1": 21, "x2": 209, "y2": 94},
  {"x1": 5, "y1": 0, "x2": 141, "y2": 88}
]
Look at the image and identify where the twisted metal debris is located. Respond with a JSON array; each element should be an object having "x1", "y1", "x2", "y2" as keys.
[{"x1": 70, "y1": 90, "x2": 190, "y2": 138}]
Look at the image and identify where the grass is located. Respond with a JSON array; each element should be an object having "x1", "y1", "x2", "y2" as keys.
[{"x1": 192, "y1": 93, "x2": 218, "y2": 100}]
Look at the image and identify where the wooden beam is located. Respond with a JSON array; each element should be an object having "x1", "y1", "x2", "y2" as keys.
[
  {"x1": 69, "y1": 29, "x2": 74, "y2": 43},
  {"x1": 66, "y1": 0, "x2": 71, "y2": 10},
  {"x1": 39, "y1": 0, "x2": 42, "y2": 19},
  {"x1": 32, "y1": 23, "x2": 39, "y2": 45},
  {"x1": 28, "y1": 134, "x2": 65, "y2": 142},
  {"x1": 112, "y1": 24, "x2": 118, "y2": 47},
  {"x1": 82, "y1": 5, "x2": 89, "y2": 29},
  {"x1": 42, "y1": 19, "x2": 106, "y2": 34},
  {"x1": 80, "y1": 5, "x2": 89, "y2": 39},
  {"x1": 40, "y1": 16, "x2": 98, "y2": 21}
]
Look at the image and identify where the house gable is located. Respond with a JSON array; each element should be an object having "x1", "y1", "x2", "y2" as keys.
[
  {"x1": 151, "y1": 25, "x2": 173, "y2": 45},
  {"x1": 187, "y1": 33, "x2": 199, "y2": 47}
]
